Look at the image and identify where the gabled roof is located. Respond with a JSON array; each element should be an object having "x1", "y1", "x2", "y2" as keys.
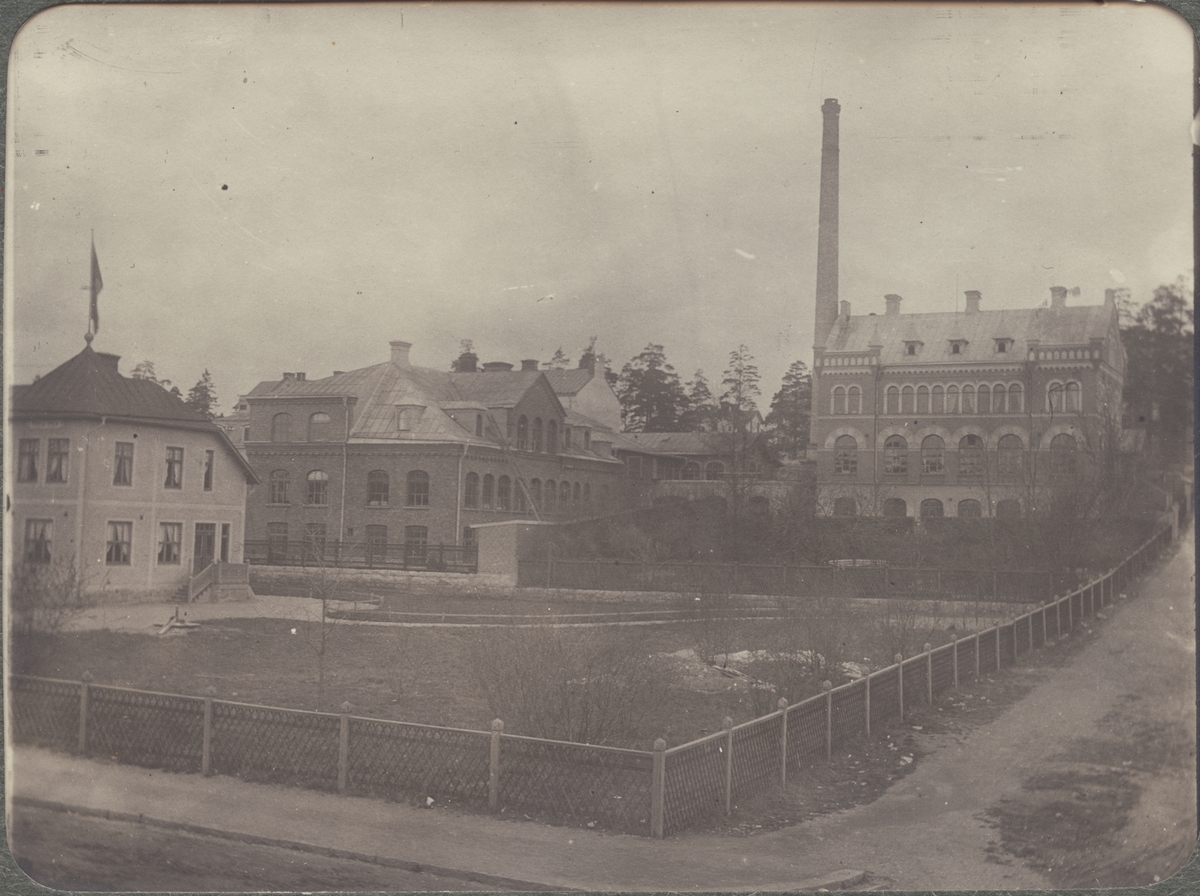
[
  {"x1": 542, "y1": 367, "x2": 594, "y2": 397},
  {"x1": 11, "y1": 344, "x2": 258, "y2": 482},
  {"x1": 613, "y1": 430, "x2": 763, "y2": 457},
  {"x1": 824, "y1": 303, "x2": 1114, "y2": 365}
]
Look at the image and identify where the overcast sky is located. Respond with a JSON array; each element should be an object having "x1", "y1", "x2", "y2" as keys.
[{"x1": 7, "y1": 3, "x2": 1193, "y2": 414}]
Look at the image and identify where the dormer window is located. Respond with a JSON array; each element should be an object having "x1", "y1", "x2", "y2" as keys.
[
  {"x1": 394, "y1": 405, "x2": 425, "y2": 431},
  {"x1": 949, "y1": 339, "x2": 969, "y2": 355},
  {"x1": 994, "y1": 338, "x2": 1014, "y2": 354},
  {"x1": 903, "y1": 340, "x2": 923, "y2": 357}
]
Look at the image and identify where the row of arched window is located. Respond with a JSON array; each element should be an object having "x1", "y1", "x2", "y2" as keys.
[
  {"x1": 833, "y1": 497, "x2": 1022, "y2": 519},
  {"x1": 268, "y1": 469, "x2": 430, "y2": 507},
  {"x1": 834, "y1": 433, "x2": 1078, "y2": 478},
  {"x1": 830, "y1": 381, "x2": 1083, "y2": 416}
]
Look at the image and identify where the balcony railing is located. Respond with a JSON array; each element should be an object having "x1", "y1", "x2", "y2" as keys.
[{"x1": 244, "y1": 540, "x2": 478, "y2": 573}]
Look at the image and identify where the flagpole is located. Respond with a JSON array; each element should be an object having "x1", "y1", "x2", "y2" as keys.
[{"x1": 86, "y1": 231, "x2": 102, "y2": 346}]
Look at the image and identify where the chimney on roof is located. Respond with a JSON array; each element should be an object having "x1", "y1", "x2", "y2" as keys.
[
  {"x1": 296, "y1": 372, "x2": 306, "y2": 381},
  {"x1": 964, "y1": 290, "x2": 982, "y2": 314},
  {"x1": 333, "y1": 370, "x2": 345, "y2": 376},
  {"x1": 884, "y1": 294, "x2": 903, "y2": 315},
  {"x1": 282, "y1": 372, "x2": 295, "y2": 381},
  {"x1": 839, "y1": 300, "x2": 851, "y2": 318},
  {"x1": 390, "y1": 340, "x2": 412, "y2": 367},
  {"x1": 1050, "y1": 286, "x2": 1068, "y2": 309},
  {"x1": 455, "y1": 351, "x2": 478, "y2": 373},
  {"x1": 482, "y1": 361, "x2": 514, "y2": 373},
  {"x1": 521, "y1": 359, "x2": 539, "y2": 372}
]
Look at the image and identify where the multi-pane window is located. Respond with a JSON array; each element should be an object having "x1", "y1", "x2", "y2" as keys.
[
  {"x1": 883, "y1": 435, "x2": 908, "y2": 475},
  {"x1": 269, "y1": 470, "x2": 290, "y2": 504},
  {"x1": 1048, "y1": 382, "x2": 1079, "y2": 413},
  {"x1": 271, "y1": 413, "x2": 292, "y2": 442},
  {"x1": 307, "y1": 470, "x2": 329, "y2": 505},
  {"x1": 267, "y1": 522, "x2": 289, "y2": 563},
  {"x1": 404, "y1": 525, "x2": 428, "y2": 566},
  {"x1": 958, "y1": 434, "x2": 984, "y2": 479},
  {"x1": 406, "y1": 470, "x2": 430, "y2": 506},
  {"x1": 114, "y1": 442, "x2": 134, "y2": 485},
  {"x1": 547, "y1": 421, "x2": 558, "y2": 455},
  {"x1": 366, "y1": 525, "x2": 388, "y2": 564},
  {"x1": 532, "y1": 418, "x2": 544, "y2": 453},
  {"x1": 368, "y1": 470, "x2": 389, "y2": 506},
  {"x1": 204, "y1": 450, "x2": 215, "y2": 491},
  {"x1": 992, "y1": 385, "x2": 1007, "y2": 413},
  {"x1": 847, "y1": 386, "x2": 861, "y2": 414},
  {"x1": 885, "y1": 386, "x2": 899, "y2": 414},
  {"x1": 832, "y1": 386, "x2": 846, "y2": 415},
  {"x1": 705, "y1": 461, "x2": 725, "y2": 481},
  {"x1": 482, "y1": 474, "x2": 494, "y2": 508},
  {"x1": 1050, "y1": 433, "x2": 1078, "y2": 477},
  {"x1": 916, "y1": 385, "x2": 930, "y2": 414},
  {"x1": 497, "y1": 475, "x2": 512, "y2": 510},
  {"x1": 921, "y1": 435, "x2": 945, "y2": 475},
  {"x1": 308, "y1": 412, "x2": 332, "y2": 441},
  {"x1": 931, "y1": 386, "x2": 945, "y2": 414},
  {"x1": 920, "y1": 499, "x2": 944, "y2": 519},
  {"x1": 978, "y1": 385, "x2": 991, "y2": 414},
  {"x1": 961, "y1": 385, "x2": 975, "y2": 414},
  {"x1": 24, "y1": 519, "x2": 52, "y2": 564},
  {"x1": 1065, "y1": 382, "x2": 1081, "y2": 412},
  {"x1": 834, "y1": 436, "x2": 857, "y2": 475},
  {"x1": 17, "y1": 439, "x2": 39, "y2": 482},
  {"x1": 158, "y1": 522, "x2": 183, "y2": 564},
  {"x1": 681, "y1": 462, "x2": 702, "y2": 480},
  {"x1": 106, "y1": 521, "x2": 133, "y2": 565},
  {"x1": 946, "y1": 385, "x2": 960, "y2": 414},
  {"x1": 901, "y1": 386, "x2": 914, "y2": 414},
  {"x1": 304, "y1": 523, "x2": 327, "y2": 559},
  {"x1": 1007, "y1": 383, "x2": 1023, "y2": 413},
  {"x1": 47, "y1": 439, "x2": 69, "y2": 483},
  {"x1": 517, "y1": 416, "x2": 529, "y2": 450},
  {"x1": 957, "y1": 499, "x2": 983, "y2": 519},
  {"x1": 464, "y1": 472, "x2": 480, "y2": 508},
  {"x1": 997, "y1": 434, "x2": 1024, "y2": 479},
  {"x1": 164, "y1": 447, "x2": 184, "y2": 488},
  {"x1": 463, "y1": 527, "x2": 477, "y2": 551}
]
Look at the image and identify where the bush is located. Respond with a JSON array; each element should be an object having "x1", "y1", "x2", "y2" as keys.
[{"x1": 10, "y1": 561, "x2": 95, "y2": 641}]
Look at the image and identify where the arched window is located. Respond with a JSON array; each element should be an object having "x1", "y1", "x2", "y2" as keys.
[
  {"x1": 884, "y1": 435, "x2": 908, "y2": 475},
  {"x1": 1048, "y1": 383, "x2": 1064, "y2": 413},
  {"x1": 992, "y1": 384, "x2": 1006, "y2": 414},
  {"x1": 996, "y1": 498, "x2": 1021, "y2": 520},
  {"x1": 406, "y1": 470, "x2": 430, "y2": 506},
  {"x1": 482, "y1": 474, "x2": 494, "y2": 508},
  {"x1": 705, "y1": 461, "x2": 725, "y2": 481},
  {"x1": 921, "y1": 435, "x2": 945, "y2": 475},
  {"x1": 946, "y1": 385, "x2": 960, "y2": 414},
  {"x1": 957, "y1": 499, "x2": 983, "y2": 518},
  {"x1": 832, "y1": 386, "x2": 846, "y2": 415},
  {"x1": 681, "y1": 461, "x2": 702, "y2": 481},
  {"x1": 958, "y1": 434, "x2": 984, "y2": 479},
  {"x1": 516, "y1": 484, "x2": 528, "y2": 512},
  {"x1": 464, "y1": 472, "x2": 480, "y2": 508},
  {"x1": 497, "y1": 475, "x2": 512, "y2": 510},
  {"x1": 475, "y1": 414, "x2": 484, "y2": 437},
  {"x1": 517, "y1": 416, "x2": 529, "y2": 450},
  {"x1": 848, "y1": 385, "x2": 862, "y2": 414},
  {"x1": 271, "y1": 413, "x2": 292, "y2": 442},
  {"x1": 833, "y1": 497, "x2": 857, "y2": 517},
  {"x1": 306, "y1": 470, "x2": 329, "y2": 505},
  {"x1": 573, "y1": 482, "x2": 581, "y2": 505},
  {"x1": 532, "y1": 418, "x2": 544, "y2": 452},
  {"x1": 901, "y1": 385, "x2": 915, "y2": 414},
  {"x1": 920, "y1": 498, "x2": 944, "y2": 519},
  {"x1": 1065, "y1": 381, "x2": 1081, "y2": 413},
  {"x1": 367, "y1": 470, "x2": 389, "y2": 506},
  {"x1": 886, "y1": 385, "x2": 900, "y2": 414},
  {"x1": 269, "y1": 470, "x2": 289, "y2": 504},
  {"x1": 883, "y1": 497, "x2": 907, "y2": 518},
  {"x1": 978, "y1": 384, "x2": 991, "y2": 414},
  {"x1": 530, "y1": 478, "x2": 542, "y2": 508},
  {"x1": 564, "y1": 427, "x2": 572, "y2": 450},
  {"x1": 932, "y1": 385, "x2": 945, "y2": 415},
  {"x1": 308, "y1": 412, "x2": 332, "y2": 441},
  {"x1": 961, "y1": 384, "x2": 975, "y2": 414},
  {"x1": 998, "y1": 434, "x2": 1024, "y2": 479},
  {"x1": 1007, "y1": 383, "x2": 1023, "y2": 413},
  {"x1": 917, "y1": 385, "x2": 930, "y2": 414},
  {"x1": 545, "y1": 480, "x2": 557, "y2": 513},
  {"x1": 834, "y1": 435, "x2": 858, "y2": 475},
  {"x1": 1050, "y1": 433, "x2": 1077, "y2": 477},
  {"x1": 546, "y1": 420, "x2": 558, "y2": 455}
]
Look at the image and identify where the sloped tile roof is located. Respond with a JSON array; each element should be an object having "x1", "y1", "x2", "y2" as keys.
[
  {"x1": 614, "y1": 431, "x2": 756, "y2": 457},
  {"x1": 449, "y1": 370, "x2": 545, "y2": 408},
  {"x1": 824, "y1": 303, "x2": 1114, "y2": 364},
  {"x1": 542, "y1": 367, "x2": 594, "y2": 396}
]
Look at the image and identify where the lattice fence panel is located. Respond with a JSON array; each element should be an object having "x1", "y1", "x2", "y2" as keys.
[
  {"x1": 498, "y1": 737, "x2": 653, "y2": 834},
  {"x1": 211, "y1": 703, "x2": 340, "y2": 790},
  {"x1": 731, "y1": 716, "x2": 781, "y2": 800},
  {"x1": 1053, "y1": 599, "x2": 1066, "y2": 639},
  {"x1": 998, "y1": 624, "x2": 1016, "y2": 667},
  {"x1": 1012, "y1": 617, "x2": 1030, "y2": 658},
  {"x1": 347, "y1": 719, "x2": 490, "y2": 806},
  {"x1": 955, "y1": 637, "x2": 978, "y2": 683},
  {"x1": 785, "y1": 698, "x2": 826, "y2": 769},
  {"x1": 978, "y1": 628, "x2": 999, "y2": 674},
  {"x1": 663, "y1": 735, "x2": 726, "y2": 834},
  {"x1": 9, "y1": 676, "x2": 79, "y2": 750},
  {"x1": 930, "y1": 646, "x2": 955, "y2": 697},
  {"x1": 1032, "y1": 610, "x2": 1046, "y2": 649},
  {"x1": 868, "y1": 667, "x2": 900, "y2": 732},
  {"x1": 900, "y1": 656, "x2": 928, "y2": 708},
  {"x1": 830, "y1": 682, "x2": 866, "y2": 747},
  {"x1": 87, "y1": 687, "x2": 204, "y2": 771}
]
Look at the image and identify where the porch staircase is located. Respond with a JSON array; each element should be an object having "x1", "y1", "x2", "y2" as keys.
[{"x1": 184, "y1": 561, "x2": 255, "y2": 603}]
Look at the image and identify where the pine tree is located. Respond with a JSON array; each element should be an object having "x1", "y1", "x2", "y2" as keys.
[
  {"x1": 450, "y1": 339, "x2": 478, "y2": 372},
  {"x1": 544, "y1": 347, "x2": 571, "y2": 369},
  {"x1": 616, "y1": 344, "x2": 687, "y2": 432},
  {"x1": 130, "y1": 360, "x2": 172, "y2": 388},
  {"x1": 720, "y1": 345, "x2": 761, "y2": 415},
  {"x1": 578, "y1": 336, "x2": 599, "y2": 372},
  {"x1": 765, "y1": 360, "x2": 813, "y2": 460},
  {"x1": 680, "y1": 369, "x2": 720, "y2": 431},
  {"x1": 185, "y1": 370, "x2": 219, "y2": 420}
]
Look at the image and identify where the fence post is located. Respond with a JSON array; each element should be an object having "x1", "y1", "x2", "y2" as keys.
[
  {"x1": 864, "y1": 672, "x2": 872, "y2": 738},
  {"x1": 992, "y1": 569, "x2": 998, "y2": 601},
  {"x1": 202, "y1": 686, "x2": 216, "y2": 776},
  {"x1": 723, "y1": 717, "x2": 734, "y2": 814},
  {"x1": 651, "y1": 738, "x2": 666, "y2": 839},
  {"x1": 924, "y1": 643, "x2": 933, "y2": 704},
  {"x1": 821, "y1": 681, "x2": 834, "y2": 761},
  {"x1": 974, "y1": 633, "x2": 980, "y2": 679},
  {"x1": 338, "y1": 702, "x2": 352, "y2": 794},
  {"x1": 995, "y1": 623, "x2": 1002, "y2": 671},
  {"x1": 777, "y1": 698, "x2": 790, "y2": 785},
  {"x1": 489, "y1": 719, "x2": 503, "y2": 811},
  {"x1": 732, "y1": 563, "x2": 739, "y2": 595},
  {"x1": 78, "y1": 671, "x2": 92, "y2": 756},
  {"x1": 1067, "y1": 591, "x2": 1073, "y2": 632},
  {"x1": 952, "y1": 636, "x2": 959, "y2": 691},
  {"x1": 1028, "y1": 612, "x2": 1034, "y2": 653},
  {"x1": 896, "y1": 655, "x2": 904, "y2": 721}
]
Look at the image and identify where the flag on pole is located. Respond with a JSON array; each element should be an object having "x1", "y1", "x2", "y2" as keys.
[{"x1": 89, "y1": 235, "x2": 103, "y2": 335}]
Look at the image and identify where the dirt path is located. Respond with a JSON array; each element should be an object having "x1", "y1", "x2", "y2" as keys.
[{"x1": 735, "y1": 533, "x2": 1196, "y2": 890}]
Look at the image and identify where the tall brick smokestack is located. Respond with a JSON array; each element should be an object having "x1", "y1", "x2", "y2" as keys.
[{"x1": 814, "y1": 98, "x2": 841, "y2": 348}]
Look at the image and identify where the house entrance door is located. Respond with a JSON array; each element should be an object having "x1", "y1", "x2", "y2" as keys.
[{"x1": 193, "y1": 523, "x2": 216, "y2": 573}]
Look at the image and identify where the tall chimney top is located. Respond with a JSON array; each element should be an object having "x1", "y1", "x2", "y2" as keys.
[
  {"x1": 1050, "y1": 286, "x2": 1068, "y2": 309},
  {"x1": 481, "y1": 361, "x2": 514, "y2": 373},
  {"x1": 520, "y1": 359, "x2": 539, "y2": 372},
  {"x1": 822, "y1": 98, "x2": 840, "y2": 111},
  {"x1": 964, "y1": 290, "x2": 982, "y2": 314},
  {"x1": 813, "y1": 98, "x2": 841, "y2": 348},
  {"x1": 390, "y1": 340, "x2": 413, "y2": 367},
  {"x1": 884, "y1": 294, "x2": 903, "y2": 315}
]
